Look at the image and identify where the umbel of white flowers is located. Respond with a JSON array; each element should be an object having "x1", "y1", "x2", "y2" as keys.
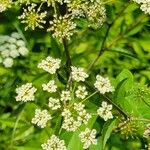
[
  {"x1": 0, "y1": 32, "x2": 29, "y2": 68},
  {"x1": 15, "y1": 55, "x2": 115, "y2": 149}
]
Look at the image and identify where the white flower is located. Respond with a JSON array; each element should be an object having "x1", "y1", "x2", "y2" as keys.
[
  {"x1": 18, "y1": 3, "x2": 47, "y2": 30},
  {"x1": 18, "y1": 47, "x2": 29, "y2": 56},
  {"x1": 75, "y1": 86, "x2": 88, "y2": 99},
  {"x1": 62, "y1": 116, "x2": 81, "y2": 132},
  {"x1": 79, "y1": 128, "x2": 97, "y2": 149},
  {"x1": 47, "y1": 14, "x2": 76, "y2": 42},
  {"x1": 94, "y1": 75, "x2": 114, "y2": 94},
  {"x1": 71, "y1": 66, "x2": 89, "y2": 82},
  {"x1": 38, "y1": 56, "x2": 61, "y2": 74},
  {"x1": 60, "y1": 90, "x2": 71, "y2": 102},
  {"x1": 9, "y1": 49, "x2": 20, "y2": 58},
  {"x1": 32, "y1": 109, "x2": 51, "y2": 128},
  {"x1": 78, "y1": 110, "x2": 91, "y2": 124},
  {"x1": 133, "y1": 0, "x2": 150, "y2": 15},
  {"x1": 41, "y1": 135, "x2": 67, "y2": 150},
  {"x1": 143, "y1": 124, "x2": 150, "y2": 138},
  {"x1": 74, "y1": 103, "x2": 91, "y2": 124},
  {"x1": 62, "y1": 108, "x2": 72, "y2": 119},
  {"x1": 42, "y1": 80, "x2": 57, "y2": 93},
  {"x1": 1, "y1": 49, "x2": 10, "y2": 58},
  {"x1": 62, "y1": 108, "x2": 81, "y2": 131},
  {"x1": 48, "y1": 97, "x2": 61, "y2": 110},
  {"x1": 0, "y1": 0, "x2": 12, "y2": 12},
  {"x1": 140, "y1": 0, "x2": 150, "y2": 15},
  {"x1": 15, "y1": 83, "x2": 37, "y2": 102},
  {"x1": 3, "y1": 57, "x2": 13, "y2": 68},
  {"x1": 97, "y1": 101, "x2": 113, "y2": 121},
  {"x1": 74, "y1": 102, "x2": 85, "y2": 112},
  {"x1": 0, "y1": 32, "x2": 29, "y2": 68}
]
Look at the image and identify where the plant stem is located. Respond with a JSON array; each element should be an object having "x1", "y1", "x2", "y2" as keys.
[
  {"x1": 88, "y1": 3, "x2": 131, "y2": 71},
  {"x1": 81, "y1": 91, "x2": 98, "y2": 103},
  {"x1": 88, "y1": 23, "x2": 111, "y2": 72},
  {"x1": 62, "y1": 38, "x2": 72, "y2": 86}
]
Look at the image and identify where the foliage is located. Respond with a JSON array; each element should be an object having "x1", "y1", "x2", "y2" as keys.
[{"x1": 0, "y1": 0, "x2": 150, "y2": 150}]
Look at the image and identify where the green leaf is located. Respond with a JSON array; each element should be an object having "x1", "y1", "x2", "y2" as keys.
[{"x1": 101, "y1": 119, "x2": 116, "y2": 150}]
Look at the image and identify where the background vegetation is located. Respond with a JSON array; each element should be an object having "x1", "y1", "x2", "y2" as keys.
[{"x1": 0, "y1": 0, "x2": 150, "y2": 149}]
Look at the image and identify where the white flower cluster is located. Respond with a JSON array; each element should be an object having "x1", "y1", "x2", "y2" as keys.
[
  {"x1": 61, "y1": 103, "x2": 91, "y2": 132},
  {"x1": 15, "y1": 83, "x2": 37, "y2": 102},
  {"x1": 62, "y1": 108, "x2": 81, "y2": 132},
  {"x1": 31, "y1": 109, "x2": 51, "y2": 128},
  {"x1": 42, "y1": 80, "x2": 57, "y2": 93},
  {"x1": 48, "y1": 97, "x2": 61, "y2": 110},
  {"x1": 74, "y1": 103, "x2": 91, "y2": 124},
  {"x1": 79, "y1": 128, "x2": 97, "y2": 149},
  {"x1": 41, "y1": 135, "x2": 67, "y2": 150},
  {"x1": 60, "y1": 90, "x2": 71, "y2": 102},
  {"x1": 47, "y1": 14, "x2": 76, "y2": 42},
  {"x1": 18, "y1": 3, "x2": 47, "y2": 30},
  {"x1": 133, "y1": 0, "x2": 150, "y2": 15},
  {"x1": 0, "y1": 32, "x2": 29, "y2": 68},
  {"x1": 94, "y1": 75, "x2": 114, "y2": 94},
  {"x1": 0, "y1": 0, "x2": 12, "y2": 12},
  {"x1": 75, "y1": 86, "x2": 88, "y2": 99},
  {"x1": 143, "y1": 124, "x2": 150, "y2": 138},
  {"x1": 71, "y1": 66, "x2": 89, "y2": 82},
  {"x1": 97, "y1": 101, "x2": 113, "y2": 121},
  {"x1": 85, "y1": 1, "x2": 106, "y2": 27},
  {"x1": 38, "y1": 56, "x2": 61, "y2": 74},
  {"x1": 66, "y1": 0, "x2": 106, "y2": 27}
]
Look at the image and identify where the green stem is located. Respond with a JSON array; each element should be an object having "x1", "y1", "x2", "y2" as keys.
[
  {"x1": 81, "y1": 91, "x2": 98, "y2": 103},
  {"x1": 88, "y1": 3, "x2": 131, "y2": 72},
  {"x1": 62, "y1": 38, "x2": 72, "y2": 87}
]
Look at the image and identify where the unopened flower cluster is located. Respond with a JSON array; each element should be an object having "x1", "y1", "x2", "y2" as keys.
[
  {"x1": 0, "y1": 32, "x2": 29, "y2": 68},
  {"x1": 116, "y1": 118, "x2": 140, "y2": 139},
  {"x1": 15, "y1": 56, "x2": 115, "y2": 149},
  {"x1": 133, "y1": 0, "x2": 150, "y2": 15}
]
